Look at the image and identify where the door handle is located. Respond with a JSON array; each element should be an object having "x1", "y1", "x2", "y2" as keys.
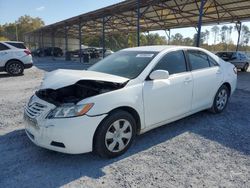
[
  {"x1": 216, "y1": 70, "x2": 222, "y2": 74},
  {"x1": 184, "y1": 77, "x2": 192, "y2": 84}
]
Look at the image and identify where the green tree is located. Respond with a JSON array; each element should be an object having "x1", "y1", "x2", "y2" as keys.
[
  {"x1": 211, "y1": 25, "x2": 219, "y2": 45},
  {"x1": 183, "y1": 37, "x2": 193, "y2": 46},
  {"x1": 241, "y1": 25, "x2": 250, "y2": 47},
  {"x1": 204, "y1": 29, "x2": 210, "y2": 44},
  {"x1": 170, "y1": 33, "x2": 184, "y2": 45},
  {"x1": 0, "y1": 15, "x2": 44, "y2": 41},
  {"x1": 220, "y1": 25, "x2": 229, "y2": 43},
  {"x1": 193, "y1": 32, "x2": 206, "y2": 46}
]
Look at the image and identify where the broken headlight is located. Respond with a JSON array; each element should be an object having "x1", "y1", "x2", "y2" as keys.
[{"x1": 47, "y1": 103, "x2": 94, "y2": 119}]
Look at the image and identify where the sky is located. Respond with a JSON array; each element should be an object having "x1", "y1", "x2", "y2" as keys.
[{"x1": 1, "y1": 0, "x2": 250, "y2": 45}]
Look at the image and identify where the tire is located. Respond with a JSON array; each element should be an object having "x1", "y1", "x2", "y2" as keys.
[
  {"x1": 241, "y1": 63, "x2": 249, "y2": 72},
  {"x1": 5, "y1": 60, "x2": 24, "y2": 76},
  {"x1": 210, "y1": 85, "x2": 229, "y2": 113},
  {"x1": 94, "y1": 110, "x2": 136, "y2": 158}
]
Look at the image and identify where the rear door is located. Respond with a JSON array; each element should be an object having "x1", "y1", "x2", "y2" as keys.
[
  {"x1": 186, "y1": 50, "x2": 223, "y2": 111},
  {"x1": 0, "y1": 43, "x2": 10, "y2": 67}
]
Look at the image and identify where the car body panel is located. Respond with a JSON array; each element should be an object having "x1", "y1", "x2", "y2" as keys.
[{"x1": 41, "y1": 69, "x2": 129, "y2": 89}]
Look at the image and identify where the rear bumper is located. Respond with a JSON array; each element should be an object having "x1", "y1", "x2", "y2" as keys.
[{"x1": 24, "y1": 63, "x2": 33, "y2": 69}]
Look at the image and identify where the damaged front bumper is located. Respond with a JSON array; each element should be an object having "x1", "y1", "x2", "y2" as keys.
[{"x1": 24, "y1": 95, "x2": 107, "y2": 154}]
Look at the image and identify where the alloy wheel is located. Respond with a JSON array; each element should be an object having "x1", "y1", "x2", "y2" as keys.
[{"x1": 8, "y1": 63, "x2": 22, "y2": 75}]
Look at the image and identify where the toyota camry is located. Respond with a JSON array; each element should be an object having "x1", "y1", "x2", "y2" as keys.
[{"x1": 24, "y1": 46, "x2": 237, "y2": 158}]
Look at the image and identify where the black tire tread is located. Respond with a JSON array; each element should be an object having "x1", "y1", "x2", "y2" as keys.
[
  {"x1": 210, "y1": 85, "x2": 229, "y2": 114},
  {"x1": 93, "y1": 110, "x2": 136, "y2": 158},
  {"x1": 5, "y1": 60, "x2": 24, "y2": 76}
]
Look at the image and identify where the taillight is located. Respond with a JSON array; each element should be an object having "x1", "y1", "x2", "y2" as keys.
[
  {"x1": 233, "y1": 67, "x2": 237, "y2": 74},
  {"x1": 24, "y1": 49, "x2": 31, "y2": 55}
]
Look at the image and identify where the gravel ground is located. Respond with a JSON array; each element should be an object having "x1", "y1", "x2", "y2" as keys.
[{"x1": 0, "y1": 58, "x2": 249, "y2": 188}]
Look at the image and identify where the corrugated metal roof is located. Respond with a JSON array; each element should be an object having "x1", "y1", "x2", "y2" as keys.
[{"x1": 26, "y1": 0, "x2": 250, "y2": 38}]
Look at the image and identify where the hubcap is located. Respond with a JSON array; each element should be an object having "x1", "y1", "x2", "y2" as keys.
[
  {"x1": 105, "y1": 119, "x2": 132, "y2": 153},
  {"x1": 216, "y1": 89, "x2": 228, "y2": 110},
  {"x1": 9, "y1": 63, "x2": 22, "y2": 74}
]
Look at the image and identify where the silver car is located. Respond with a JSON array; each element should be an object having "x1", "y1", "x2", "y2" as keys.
[{"x1": 216, "y1": 51, "x2": 249, "y2": 72}]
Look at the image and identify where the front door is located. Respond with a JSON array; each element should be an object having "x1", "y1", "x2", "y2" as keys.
[{"x1": 143, "y1": 50, "x2": 193, "y2": 127}]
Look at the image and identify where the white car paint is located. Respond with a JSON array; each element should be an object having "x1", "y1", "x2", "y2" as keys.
[
  {"x1": 24, "y1": 45, "x2": 237, "y2": 154},
  {"x1": 0, "y1": 41, "x2": 33, "y2": 72},
  {"x1": 41, "y1": 69, "x2": 129, "y2": 89}
]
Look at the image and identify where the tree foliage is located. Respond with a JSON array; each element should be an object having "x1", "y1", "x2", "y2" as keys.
[{"x1": 0, "y1": 15, "x2": 44, "y2": 41}]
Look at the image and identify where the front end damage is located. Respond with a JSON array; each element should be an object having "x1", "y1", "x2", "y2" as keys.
[
  {"x1": 36, "y1": 79, "x2": 128, "y2": 106},
  {"x1": 24, "y1": 69, "x2": 130, "y2": 153},
  {"x1": 24, "y1": 76, "x2": 129, "y2": 153}
]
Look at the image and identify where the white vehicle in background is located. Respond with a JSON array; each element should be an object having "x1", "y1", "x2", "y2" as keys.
[
  {"x1": 0, "y1": 41, "x2": 33, "y2": 75},
  {"x1": 24, "y1": 46, "x2": 237, "y2": 158}
]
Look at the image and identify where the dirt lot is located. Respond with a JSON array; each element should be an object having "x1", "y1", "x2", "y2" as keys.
[{"x1": 0, "y1": 58, "x2": 250, "y2": 188}]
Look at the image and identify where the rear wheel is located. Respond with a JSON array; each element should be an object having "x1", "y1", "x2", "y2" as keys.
[
  {"x1": 94, "y1": 110, "x2": 136, "y2": 158},
  {"x1": 241, "y1": 63, "x2": 249, "y2": 72},
  {"x1": 6, "y1": 60, "x2": 24, "y2": 76},
  {"x1": 210, "y1": 85, "x2": 229, "y2": 113}
]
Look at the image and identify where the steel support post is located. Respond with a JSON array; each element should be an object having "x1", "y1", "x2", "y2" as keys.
[
  {"x1": 196, "y1": 0, "x2": 206, "y2": 47},
  {"x1": 51, "y1": 31, "x2": 55, "y2": 59},
  {"x1": 164, "y1": 29, "x2": 171, "y2": 44},
  {"x1": 65, "y1": 24, "x2": 68, "y2": 60},
  {"x1": 34, "y1": 34, "x2": 36, "y2": 49},
  {"x1": 236, "y1": 21, "x2": 242, "y2": 52},
  {"x1": 28, "y1": 35, "x2": 31, "y2": 49},
  {"x1": 79, "y1": 20, "x2": 82, "y2": 63},
  {"x1": 38, "y1": 32, "x2": 41, "y2": 48},
  {"x1": 41, "y1": 31, "x2": 44, "y2": 48},
  {"x1": 137, "y1": 0, "x2": 141, "y2": 46},
  {"x1": 102, "y1": 17, "x2": 105, "y2": 58}
]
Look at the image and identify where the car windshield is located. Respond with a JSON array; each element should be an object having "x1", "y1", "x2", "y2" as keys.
[{"x1": 88, "y1": 50, "x2": 158, "y2": 79}]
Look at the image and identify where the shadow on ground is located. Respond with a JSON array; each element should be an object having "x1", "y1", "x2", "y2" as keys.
[
  {"x1": 1, "y1": 88, "x2": 250, "y2": 187},
  {"x1": 0, "y1": 73, "x2": 24, "y2": 78}
]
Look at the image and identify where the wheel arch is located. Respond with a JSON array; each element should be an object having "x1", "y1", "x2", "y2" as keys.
[
  {"x1": 92, "y1": 106, "x2": 141, "y2": 150},
  {"x1": 222, "y1": 82, "x2": 231, "y2": 96}
]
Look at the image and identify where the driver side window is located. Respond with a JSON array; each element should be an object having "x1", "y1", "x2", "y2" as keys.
[{"x1": 153, "y1": 50, "x2": 187, "y2": 75}]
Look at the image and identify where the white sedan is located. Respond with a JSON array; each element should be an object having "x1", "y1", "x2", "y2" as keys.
[{"x1": 24, "y1": 46, "x2": 237, "y2": 158}]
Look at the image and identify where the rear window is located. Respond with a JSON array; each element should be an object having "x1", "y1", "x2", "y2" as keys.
[
  {"x1": 6, "y1": 42, "x2": 26, "y2": 49},
  {"x1": 0, "y1": 43, "x2": 10, "y2": 51}
]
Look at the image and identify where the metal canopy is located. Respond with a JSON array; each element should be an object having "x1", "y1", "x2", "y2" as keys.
[{"x1": 26, "y1": 0, "x2": 250, "y2": 39}]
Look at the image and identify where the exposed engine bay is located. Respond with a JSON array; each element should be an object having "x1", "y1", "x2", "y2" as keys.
[{"x1": 36, "y1": 80, "x2": 127, "y2": 105}]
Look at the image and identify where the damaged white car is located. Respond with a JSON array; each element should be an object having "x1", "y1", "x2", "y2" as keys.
[{"x1": 24, "y1": 46, "x2": 237, "y2": 158}]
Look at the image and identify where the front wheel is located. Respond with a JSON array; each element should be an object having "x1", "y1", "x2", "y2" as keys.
[
  {"x1": 210, "y1": 85, "x2": 229, "y2": 113},
  {"x1": 94, "y1": 110, "x2": 136, "y2": 158}
]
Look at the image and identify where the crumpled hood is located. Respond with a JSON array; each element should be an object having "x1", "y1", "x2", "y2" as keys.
[{"x1": 40, "y1": 69, "x2": 129, "y2": 89}]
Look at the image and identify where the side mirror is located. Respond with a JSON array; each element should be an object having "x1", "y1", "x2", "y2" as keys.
[{"x1": 149, "y1": 70, "x2": 169, "y2": 80}]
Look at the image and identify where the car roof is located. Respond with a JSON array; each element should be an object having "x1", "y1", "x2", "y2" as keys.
[
  {"x1": 121, "y1": 45, "x2": 203, "y2": 52},
  {"x1": 1, "y1": 41, "x2": 24, "y2": 44}
]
